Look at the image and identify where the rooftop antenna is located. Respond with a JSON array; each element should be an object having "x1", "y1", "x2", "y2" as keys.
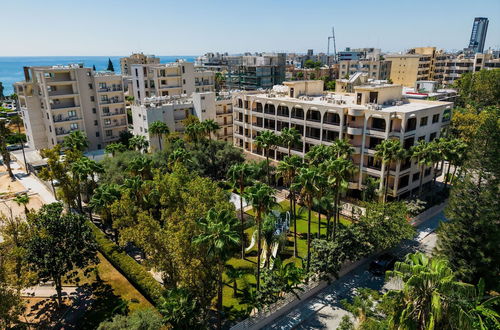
[{"x1": 327, "y1": 27, "x2": 337, "y2": 66}]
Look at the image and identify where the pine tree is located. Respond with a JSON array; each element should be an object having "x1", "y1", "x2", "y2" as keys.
[
  {"x1": 107, "y1": 58, "x2": 114, "y2": 72},
  {"x1": 92, "y1": 64, "x2": 96, "y2": 71}
]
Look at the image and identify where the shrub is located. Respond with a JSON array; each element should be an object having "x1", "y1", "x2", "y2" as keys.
[{"x1": 89, "y1": 221, "x2": 163, "y2": 304}]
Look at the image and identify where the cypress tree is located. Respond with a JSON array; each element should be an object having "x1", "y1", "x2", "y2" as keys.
[{"x1": 107, "y1": 58, "x2": 114, "y2": 72}]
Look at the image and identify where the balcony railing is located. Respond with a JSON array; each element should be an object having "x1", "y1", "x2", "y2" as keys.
[
  {"x1": 53, "y1": 116, "x2": 82, "y2": 123},
  {"x1": 100, "y1": 99, "x2": 123, "y2": 104},
  {"x1": 98, "y1": 86, "x2": 123, "y2": 92},
  {"x1": 55, "y1": 128, "x2": 79, "y2": 136},
  {"x1": 102, "y1": 110, "x2": 126, "y2": 117},
  {"x1": 104, "y1": 121, "x2": 127, "y2": 128}
]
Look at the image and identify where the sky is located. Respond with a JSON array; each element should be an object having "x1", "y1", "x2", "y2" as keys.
[{"x1": 2, "y1": 0, "x2": 500, "y2": 56}]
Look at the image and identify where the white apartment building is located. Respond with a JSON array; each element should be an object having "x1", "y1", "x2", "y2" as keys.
[
  {"x1": 120, "y1": 53, "x2": 160, "y2": 76},
  {"x1": 14, "y1": 65, "x2": 127, "y2": 151},
  {"x1": 131, "y1": 92, "x2": 233, "y2": 150},
  {"x1": 130, "y1": 61, "x2": 214, "y2": 102},
  {"x1": 233, "y1": 80, "x2": 452, "y2": 199}
]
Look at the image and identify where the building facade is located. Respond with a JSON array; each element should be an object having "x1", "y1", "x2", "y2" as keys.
[
  {"x1": 130, "y1": 61, "x2": 215, "y2": 102},
  {"x1": 468, "y1": 17, "x2": 489, "y2": 53},
  {"x1": 131, "y1": 92, "x2": 233, "y2": 150},
  {"x1": 339, "y1": 59, "x2": 391, "y2": 80},
  {"x1": 14, "y1": 65, "x2": 127, "y2": 151},
  {"x1": 120, "y1": 53, "x2": 160, "y2": 76},
  {"x1": 337, "y1": 47, "x2": 381, "y2": 61},
  {"x1": 225, "y1": 53, "x2": 286, "y2": 90},
  {"x1": 233, "y1": 80, "x2": 452, "y2": 199}
]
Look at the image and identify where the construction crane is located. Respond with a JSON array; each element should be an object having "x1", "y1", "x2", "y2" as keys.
[{"x1": 327, "y1": 27, "x2": 337, "y2": 66}]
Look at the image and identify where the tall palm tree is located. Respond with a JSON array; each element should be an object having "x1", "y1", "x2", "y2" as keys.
[
  {"x1": 148, "y1": 121, "x2": 170, "y2": 151},
  {"x1": 63, "y1": 130, "x2": 89, "y2": 152},
  {"x1": 243, "y1": 182, "x2": 276, "y2": 291},
  {"x1": 331, "y1": 139, "x2": 355, "y2": 159},
  {"x1": 254, "y1": 130, "x2": 278, "y2": 185},
  {"x1": 193, "y1": 208, "x2": 240, "y2": 330},
  {"x1": 374, "y1": 139, "x2": 404, "y2": 203},
  {"x1": 128, "y1": 135, "x2": 149, "y2": 153},
  {"x1": 104, "y1": 142, "x2": 126, "y2": 157},
  {"x1": 89, "y1": 183, "x2": 121, "y2": 242},
  {"x1": 10, "y1": 115, "x2": 28, "y2": 174},
  {"x1": 228, "y1": 162, "x2": 255, "y2": 258},
  {"x1": 325, "y1": 158, "x2": 356, "y2": 239},
  {"x1": 13, "y1": 193, "x2": 30, "y2": 216},
  {"x1": 305, "y1": 144, "x2": 332, "y2": 166},
  {"x1": 410, "y1": 140, "x2": 435, "y2": 196},
  {"x1": 292, "y1": 167, "x2": 319, "y2": 273},
  {"x1": 279, "y1": 127, "x2": 301, "y2": 156},
  {"x1": 261, "y1": 214, "x2": 278, "y2": 269},
  {"x1": 442, "y1": 138, "x2": 468, "y2": 188},
  {"x1": 127, "y1": 156, "x2": 152, "y2": 180},
  {"x1": 0, "y1": 119, "x2": 14, "y2": 179},
  {"x1": 184, "y1": 122, "x2": 204, "y2": 144},
  {"x1": 276, "y1": 155, "x2": 302, "y2": 257},
  {"x1": 201, "y1": 119, "x2": 220, "y2": 140},
  {"x1": 313, "y1": 169, "x2": 328, "y2": 238},
  {"x1": 386, "y1": 252, "x2": 478, "y2": 330},
  {"x1": 168, "y1": 147, "x2": 190, "y2": 168},
  {"x1": 225, "y1": 265, "x2": 245, "y2": 297},
  {"x1": 71, "y1": 157, "x2": 92, "y2": 212}
]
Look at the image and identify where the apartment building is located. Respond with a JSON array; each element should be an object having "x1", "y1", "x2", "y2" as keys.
[
  {"x1": 131, "y1": 92, "x2": 233, "y2": 150},
  {"x1": 225, "y1": 53, "x2": 286, "y2": 90},
  {"x1": 339, "y1": 59, "x2": 391, "y2": 80},
  {"x1": 385, "y1": 47, "x2": 437, "y2": 87},
  {"x1": 14, "y1": 65, "x2": 127, "y2": 151},
  {"x1": 434, "y1": 53, "x2": 500, "y2": 85},
  {"x1": 233, "y1": 80, "x2": 452, "y2": 199},
  {"x1": 338, "y1": 47, "x2": 381, "y2": 61},
  {"x1": 130, "y1": 61, "x2": 215, "y2": 102},
  {"x1": 120, "y1": 53, "x2": 160, "y2": 76}
]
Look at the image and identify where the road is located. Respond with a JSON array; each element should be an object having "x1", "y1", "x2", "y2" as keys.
[{"x1": 265, "y1": 210, "x2": 447, "y2": 330}]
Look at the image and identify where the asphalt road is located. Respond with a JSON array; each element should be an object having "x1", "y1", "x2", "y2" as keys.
[{"x1": 265, "y1": 211, "x2": 447, "y2": 330}]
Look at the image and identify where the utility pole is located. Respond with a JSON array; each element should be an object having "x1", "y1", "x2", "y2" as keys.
[{"x1": 327, "y1": 27, "x2": 337, "y2": 66}]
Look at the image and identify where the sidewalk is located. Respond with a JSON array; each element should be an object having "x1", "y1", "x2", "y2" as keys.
[
  {"x1": 11, "y1": 161, "x2": 56, "y2": 204},
  {"x1": 22, "y1": 284, "x2": 79, "y2": 298}
]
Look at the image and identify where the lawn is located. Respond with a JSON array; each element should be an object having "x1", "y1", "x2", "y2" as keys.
[
  {"x1": 222, "y1": 199, "x2": 350, "y2": 319},
  {"x1": 64, "y1": 253, "x2": 153, "y2": 328}
]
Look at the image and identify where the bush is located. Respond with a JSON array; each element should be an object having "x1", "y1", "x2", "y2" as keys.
[{"x1": 89, "y1": 221, "x2": 163, "y2": 305}]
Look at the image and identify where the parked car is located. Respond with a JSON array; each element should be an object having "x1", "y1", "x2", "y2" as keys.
[
  {"x1": 6, "y1": 144, "x2": 23, "y2": 151},
  {"x1": 369, "y1": 253, "x2": 397, "y2": 275}
]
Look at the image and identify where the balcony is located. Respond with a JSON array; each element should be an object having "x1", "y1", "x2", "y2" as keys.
[
  {"x1": 102, "y1": 109, "x2": 126, "y2": 117},
  {"x1": 51, "y1": 103, "x2": 79, "y2": 110},
  {"x1": 55, "y1": 128, "x2": 79, "y2": 136},
  {"x1": 159, "y1": 84, "x2": 181, "y2": 89},
  {"x1": 347, "y1": 126, "x2": 363, "y2": 135},
  {"x1": 195, "y1": 81, "x2": 213, "y2": 86},
  {"x1": 100, "y1": 99, "x2": 124, "y2": 105},
  {"x1": 104, "y1": 121, "x2": 127, "y2": 128},
  {"x1": 98, "y1": 86, "x2": 123, "y2": 92},
  {"x1": 53, "y1": 116, "x2": 82, "y2": 123}
]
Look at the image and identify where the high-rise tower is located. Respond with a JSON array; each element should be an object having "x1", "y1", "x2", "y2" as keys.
[{"x1": 468, "y1": 17, "x2": 489, "y2": 53}]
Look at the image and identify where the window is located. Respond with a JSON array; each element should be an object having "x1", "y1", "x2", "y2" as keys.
[
  {"x1": 182, "y1": 66, "x2": 185, "y2": 74},
  {"x1": 88, "y1": 83, "x2": 93, "y2": 89},
  {"x1": 432, "y1": 113, "x2": 440, "y2": 123},
  {"x1": 183, "y1": 79, "x2": 186, "y2": 84},
  {"x1": 90, "y1": 96, "x2": 95, "y2": 102},
  {"x1": 412, "y1": 172, "x2": 420, "y2": 182},
  {"x1": 92, "y1": 108, "x2": 96, "y2": 114},
  {"x1": 420, "y1": 116, "x2": 428, "y2": 127},
  {"x1": 418, "y1": 135, "x2": 426, "y2": 141},
  {"x1": 104, "y1": 119, "x2": 111, "y2": 125},
  {"x1": 94, "y1": 120, "x2": 98, "y2": 126},
  {"x1": 105, "y1": 130, "x2": 112, "y2": 137},
  {"x1": 96, "y1": 132, "x2": 100, "y2": 137},
  {"x1": 135, "y1": 68, "x2": 139, "y2": 76},
  {"x1": 430, "y1": 132, "x2": 437, "y2": 141},
  {"x1": 70, "y1": 123, "x2": 78, "y2": 130}
]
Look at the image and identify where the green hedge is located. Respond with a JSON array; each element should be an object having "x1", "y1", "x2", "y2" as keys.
[{"x1": 88, "y1": 221, "x2": 163, "y2": 305}]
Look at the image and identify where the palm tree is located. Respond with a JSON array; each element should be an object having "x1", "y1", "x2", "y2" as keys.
[
  {"x1": 128, "y1": 135, "x2": 149, "y2": 153},
  {"x1": 0, "y1": 119, "x2": 15, "y2": 180},
  {"x1": 386, "y1": 252, "x2": 478, "y2": 330},
  {"x1": 71, "y1": 157, "x2": 92, "y2": 212},
  {"x1": 374, "y1": 139, "x2": 404, "y2": 203},
  {"x1": 201, "y1": 119, "x2": 220, "y2": 140},
  {"x1": 254, "y1": 130, "x2": 278, "y2": 185},
  {"x1": 10, "y1": 116, "x2": 28, "y2": 174},
  {"x1": 305, "y1": 144, "x2": 332, "y2": 166},
  {"x1": 313, "y1": 170, "x2": 328, "y2": 238},
  {"x1": 261, "y1": 214, "x2": 279, "y2": 269},
  {"x1": 243, "y1": 182, "x2": 276, "y2": 291},
  {"x1": 127, "y1": 156, "x2": 152, "y2": 180},
  {"x1": 184, "y1": 122, "x2": 204, "y2": 144},
  {"x1": 410, "y1": 140, "x2": 435, "y2": 196},
  {"x1": 104, "y1": 142, "x2": 126, "y2": 156},
  {"x1": 168, "y1": 147, "x2": 190, "y2": 168},
  {"x1": 276, "y1": 155, "x2": 302, "y2": 257},
  {"x1": 442, "y1": 138, "x2": 468, "y2": 188},
  {"x1": 279, "y1": 127, "x2": 301, "y2": 156},
  {"x1": 63, "y1": 130, "x2": 89, "y2": 152},
  {"x1": 325, "y1": 158, "x2": 356, "y2": 239},
  {"x1": 292, "y1": 167, "x2": 319, "y2": 273},
  {"x1": 148, "y1": 121, "x2": 170, "y2": 151},
  {"x1": 193, "y1": 208, "x2": 239, "y2": 329},
  {"x1": 228, "y1": 162, "x2": 255, "y2": 258},
  {"x1": 13, "y1": 193, "x2": 30, "y2": 216},
  {"x1": 331, "y1": 139, "x2": 355, "y2": 159},
  {"x1": 89, "y1": 184, "x2": 121, "y2": 242}
]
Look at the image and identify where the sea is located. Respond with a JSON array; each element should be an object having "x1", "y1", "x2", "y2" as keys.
[{"x1": 0, "y1": 56, "x2": 197, "y2": 96}]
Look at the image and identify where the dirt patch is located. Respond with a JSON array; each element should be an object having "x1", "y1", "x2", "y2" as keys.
[{"x1": 22, "y1": 297, "x2": 72, "y2": 328}]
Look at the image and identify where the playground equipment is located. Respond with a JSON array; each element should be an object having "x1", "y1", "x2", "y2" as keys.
[{"x1": 246, "y1": 210, "x2": 290, "y2": 269}]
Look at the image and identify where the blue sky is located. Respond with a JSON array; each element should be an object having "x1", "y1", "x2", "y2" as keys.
[{"x1": 2, "y1": 0, "x2": 499, "y2": 56}]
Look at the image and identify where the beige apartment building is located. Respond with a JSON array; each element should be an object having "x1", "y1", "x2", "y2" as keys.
[
  {"x1": 233, "y1": 80, "x2": 452, "y2": 199},
  {"x1": 14, "y1": 65, "x2": 127, "y2": 151},
  {"x1": 130, "y1": 61, "x2": 214, "y2": 102},
  {"x1": 120, "y1": 53, "x2": 160, "y2": 76},
  {"x1": 131, "y1": 92, "x2": 233, "y2": 150},
  {"x1": 338, "y1": 59, "x2": 391, "y2": 80}
]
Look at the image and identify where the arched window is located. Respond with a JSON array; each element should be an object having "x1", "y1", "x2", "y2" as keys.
[
  {"x1": 306, "y1": 109, "x2": 321, "y2": 122},
  {"x1": 254, "y1": 102, "x2": 263, "y2": 112},
  {"x1": 264, "y1": 103, "x2": 275, "y2": 115},
  {"x1": 291, "y1": 106, "x2": 304, "y2": 119},
  {"x1": 323, "y1": 112, "x2": 340, "y2": 125},
  {"x1": 237, "y1": 99, "x2": 243, "y2": 108},
  {"x1": 277, "y1": 105, "x2": 289, "y2": 117}
]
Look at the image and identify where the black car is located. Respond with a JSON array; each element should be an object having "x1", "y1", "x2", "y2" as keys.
[{"x1": 369, "y1": 253, "x2": 396, "y2": 275}]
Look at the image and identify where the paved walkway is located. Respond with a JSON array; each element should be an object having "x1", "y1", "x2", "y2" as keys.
[
  {"x1": 10, "y1": 161, "x2": 56, "y2": 204},
  {"x1": 22, "y1": 284, "x2": 79, "y2": 298}
]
